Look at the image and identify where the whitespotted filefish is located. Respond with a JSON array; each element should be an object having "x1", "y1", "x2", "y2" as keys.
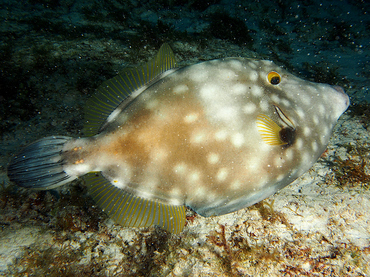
[{"x1": 7, "y1": 44, "x2": 350, "y2": 233}]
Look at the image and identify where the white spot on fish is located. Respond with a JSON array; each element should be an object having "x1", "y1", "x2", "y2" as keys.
[
  {"x1": 249, "y1": 71, "x2": 258, "y2": 81},
  {"x1": 259, "y1": 100, "x2": 269, "y2": 112},
  {"x1": 303, "y1": 126, "x2": 311, "y2": 137},
  {"x1": 281, "y1": 99, "x2": 291, "y2": 107},
  {"x1": 150, "y1": 148, "x2": 168, "y2": 162},
  {"x1": 243, "y1": 103, "x2": 257, "y2": 114},
  {"x1": 173, "y1": 84, "x2": 189, "y2": 94},
  {"x1": 276, "y1": 174, "x2": 285, "y2": 182},
  {"x1": 231, "y1": 133, "x2": 245, "y2": 148},
  {"x1": 274, "y1": 156, "x2": 284, "y2": 167},
  {"x1": 217, "y1": 168, "x2": 228, "y2": 182},
  {"x1": 189, "y1": 171, "x2": 201, "y2": 183},
  {"x1": 230, "y1": 180, "x2": 241, "y2": 189},
  {"x1": 248, "y1": 61, "x2": 257, "y2": 69},
  {"x1": 170, "y1": 188, "x2": 182, "y2": 198},
  {"x1": 228, "y1": 59, "x2": 243, "y2": 70},
  {"x1": 285, "y1": 148, "x2": 294, "y2": 161},
  {"x1": 174, "y1": 163, "x2": 187, "y2": 175},
  {"x1": 184, "y1": 113, "x2": 199, "y2": 123},
  {"x1": 218, "y1": 69, "x2": 237, "y2": 80},
  {"x1": 270, "y1": 94, "x2": 281, "y2": 103},
  {"x1": 200, "y1": 84, "x2": 219, "y2": 100},
  {"x1": 318, "y1": 104, "x2": 325, "y2": 115},
  {"x1": 251, "y1": 85, "x2": 263, "y2": 97},
  {"x1": 216, "y1": 106, "x2": 238, "y2": 121},
  {"x1": 296, "y1": 108, "x2": 305, "y2": 119},
  {"x1": 191, "y1": 131, "x2": 206, "y2": 144},
  {"x1": 207, "y1": 153, "x2": 220, "y2": 164},
  {"x1": 231, "y1": 83, "x2": 248, "y2": 95},
  {"x1": 311, "y1": 141, "x2": 318, "y2": 152},
  {"x1": 146, "y1": 99, "x2": 159, "y2": 110},
  {"x1": 215, "y1": 129, "x2": 228, "y2": 141},
  {"x1": 296, "y1": 138, "x2": 304, "y2": 150},
  {"x1": 189, "y1": 65, "x2": 208, "y2": 82},
  {"x1": 313, "y1": 115, "x2": 319, "y2": 125}
]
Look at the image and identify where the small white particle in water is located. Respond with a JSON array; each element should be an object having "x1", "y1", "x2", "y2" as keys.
[{"x1": 208, "y1": 153, "x2": 220, "y2": 164}]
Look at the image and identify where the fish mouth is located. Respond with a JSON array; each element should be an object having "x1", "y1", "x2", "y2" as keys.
[
  {"x1": 332, "y1": 85, "x2": 350, "y2": 108},
  {"x1": 329, "y1": 85, "x2": 350, "y2": 119}
]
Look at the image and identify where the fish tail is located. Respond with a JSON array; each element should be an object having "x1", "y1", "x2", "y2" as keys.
[{"x1": 7, "y1": 136, "x2": 77, "y2": 190}]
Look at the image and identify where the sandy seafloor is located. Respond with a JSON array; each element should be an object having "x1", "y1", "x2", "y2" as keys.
[{"x1": 0, "y1": 0, "x2": 370, "y2": 276}]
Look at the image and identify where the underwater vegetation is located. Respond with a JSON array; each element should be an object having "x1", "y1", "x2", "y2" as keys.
[{"x1": 329, "y1": 142, "x2": 370, "y2": 190}]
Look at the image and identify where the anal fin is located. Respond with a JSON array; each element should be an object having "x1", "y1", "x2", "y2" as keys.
[{"x1": 84, "y1": 173, "x2": 186, "y2": 234}]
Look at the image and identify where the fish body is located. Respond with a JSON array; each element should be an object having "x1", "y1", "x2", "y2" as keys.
[{"x1": 8, "y1": 44, "x2": 349, "y2": 233}]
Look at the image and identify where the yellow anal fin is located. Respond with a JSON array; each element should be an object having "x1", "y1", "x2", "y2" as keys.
[
  {"x1": 83, "y1": 43, "x2": 177, "y2": 136},
  {"x1": 84, "y1": 173, "x2": 186, "y2": 234},
  {"x1": 256, "y1": 114, "x2": 287, "y2": 146}
]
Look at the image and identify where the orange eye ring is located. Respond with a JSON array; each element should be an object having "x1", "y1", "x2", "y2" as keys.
[{"x1": 267, "y1": 71, "x2": 281, "y2": 85}]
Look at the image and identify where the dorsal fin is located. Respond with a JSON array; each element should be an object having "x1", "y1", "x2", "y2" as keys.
[
  {"x1": 83, "y1": 43, "x2": 177, "y2": 136},
  {"x1": 84, "y1": 173, "x2": 186, "y2": 234}
]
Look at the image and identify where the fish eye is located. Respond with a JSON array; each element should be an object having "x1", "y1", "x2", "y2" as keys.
[{"x1": 267, "y1": 71, "x2": 281, "y2": 85}]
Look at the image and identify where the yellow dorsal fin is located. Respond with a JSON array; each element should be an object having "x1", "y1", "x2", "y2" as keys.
[
  {"x1": 84, "y1": 173, "x2": 186, "y2": 234},
  {"x1": 256, "y1": 114, "x2": 287, "y2": 146},
  {"x1": 83, "y1": 43, "x2": 177, "y2": 136}
]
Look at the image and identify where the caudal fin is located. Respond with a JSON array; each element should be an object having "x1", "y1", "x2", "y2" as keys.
[{"x1": 7, "y1": 136, "x2": 77, "y2": 190}]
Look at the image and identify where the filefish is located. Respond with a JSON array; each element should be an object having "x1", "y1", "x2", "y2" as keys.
[{"x1": 7, "y1": 44, "x2": 350, "y2": 233}]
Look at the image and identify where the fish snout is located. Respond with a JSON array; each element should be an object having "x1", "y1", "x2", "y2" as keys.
[{"x1": 330, "y1": 85, "x2": 350, "y2": 119}]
